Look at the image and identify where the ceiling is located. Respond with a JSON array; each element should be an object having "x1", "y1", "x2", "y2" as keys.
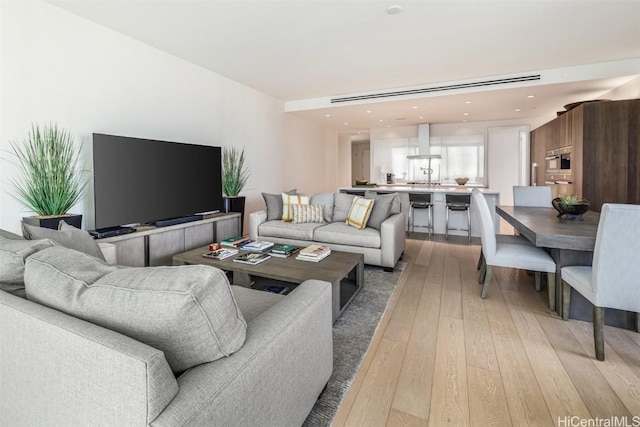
[{"x1": 50, "y1": 0, "x2": 640, "y2": 133}]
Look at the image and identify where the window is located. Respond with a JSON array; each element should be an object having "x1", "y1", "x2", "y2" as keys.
[{"x1": 431, "y1": 135, "x2": 485, "y2": 185}]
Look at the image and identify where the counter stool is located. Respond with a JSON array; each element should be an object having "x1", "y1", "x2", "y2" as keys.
[
  {"x1": 409, "y1": 193, "x2": 433, "y2": 238},
  {"x1": 445, "y1": 193, "x2": 471, "y2": 244}
]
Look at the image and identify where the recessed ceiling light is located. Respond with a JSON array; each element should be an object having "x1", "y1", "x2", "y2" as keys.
[
  {"x1": 344, "y1": 122, "x2": 348, "y2": 125},
  {"x1": 463, "y1": 112, "x2": 469, "y2": 116},
  {"x1": 412, "y1": 106, "x2": 418, "y2": 109},
  {"x1": 387, "y1": 5, "x2": 402, "y2": 15},
  {"x1": 418, "y1": 116, "x2": 424, "y2": 119},
  {"x1": 386, "y1": 125, "x2": 391, "y2": 128},
  {"x1": 366, "y1": 110, "x2": 372, "y2": 114},
  {"x1": 527, "y1": 95, "x2": 535, "y2": 99},
  {"x1": 379, "y1": 119, "x2": 384, "y2": 122},
  {"x1": 325, "y1": 114, "x2": 331, "y2": 117},
  {"x1": 465, "y1": 101, "x2": 472, "y2": 104},
  {"x1": 514, "y1": 108, "x2": 521, "y2": 112}
]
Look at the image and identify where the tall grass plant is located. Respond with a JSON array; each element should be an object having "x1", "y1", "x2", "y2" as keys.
[{"x1": 221, "y1": 146, "x2": 250, "y2": 197}]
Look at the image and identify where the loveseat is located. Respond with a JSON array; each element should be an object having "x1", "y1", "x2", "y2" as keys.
[
  {"x1": 250, "y1": 191, "x2": 408, "y2": 270},
  {"x1": 0, "y1": 228, "x2": 333, "y2": 426}
]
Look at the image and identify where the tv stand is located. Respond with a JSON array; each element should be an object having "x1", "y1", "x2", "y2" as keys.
[
  {"x1": 154, "y1": 215, "x2": 203, "y2": 228},
  {"x1": 99, "y1": 213, "x2": 240, "y2": 267}
]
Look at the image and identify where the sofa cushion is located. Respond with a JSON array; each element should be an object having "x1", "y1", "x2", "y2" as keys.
[
  {"x1": 259, "y1": 220, "x2": 324, "y2": 241},
  {"x1": 292, "y1": 204, "x2": 324, "y2": 224},
  {"x1": 333, "y1": 193, "x2": 356, "y2": 222},
  {"x1": 22, "y1": 221, "x2": 106, "y2": 261},
  {"x1": 314, "y1": 222, "x2": 381, "y2": 248},
  {"x1": 282, "y1": 193, "x2": 310, "y2": 222},
  {"x1": 262, "y1": 188, "x2": 297, "y2": 221},
  {"x1": 364, "y1": 193, "x2": 396, "y2": 230},
  {"x1": 346, "y1": 197, "x2": 375, "y2": 230},
  {"x1": 0, "y1": 237, "x2": 55, "y2": 297},
  {"x1": 24, "y1": 246, "x2": 247, "y2": 373},
  {"x1": 310, "y1": 192, "x2": 335, "y2": 222}
]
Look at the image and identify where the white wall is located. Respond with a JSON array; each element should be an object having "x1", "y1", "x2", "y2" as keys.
[{"x1": 0, "y1": 1, "x2": 336, "y2": 234}]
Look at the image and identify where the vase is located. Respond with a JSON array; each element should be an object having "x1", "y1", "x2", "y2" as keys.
[
  {"x1": 22, "y1": 214, "x2": 83, "y2": 230},
  {"x1": 222, "y1": 196, "x2": 246, "y2": 234}
]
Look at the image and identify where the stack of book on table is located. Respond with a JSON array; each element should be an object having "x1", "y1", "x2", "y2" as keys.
[
  {"x1": 233, "y1": 252, "x2": 271, "y2": 265},
  {"x1": 202, "y1": 248, "x2": 238, "y2": 260},
  {"x1": 221, "y1": 235, "x2": 251, "y2": 248},
  {"x1": 269, "y1": 244, "x2": 299, "y2": 258},
  {"x1": 296, "y1": 244, "x2": 331, "y2": 262},
  {"x1": 242, "y1": 240, "x2": 275, "y2": 252}
]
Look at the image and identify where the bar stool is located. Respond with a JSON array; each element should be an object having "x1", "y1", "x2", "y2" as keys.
[
  {"x1": 445, "y1": 193, "x2": 471, "y2": 244},
  {"x1": 409, "y1": 193, "x2": 433, "y2": 238}
]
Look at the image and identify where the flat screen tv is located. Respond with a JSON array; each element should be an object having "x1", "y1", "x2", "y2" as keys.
[{"x1": 92, "y1": 133, "x2": 222, "y2": 230}]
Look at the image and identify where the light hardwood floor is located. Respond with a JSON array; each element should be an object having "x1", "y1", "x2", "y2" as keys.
[{"x1": 333, "y1": 236, "x2": 640, "y2": 426}]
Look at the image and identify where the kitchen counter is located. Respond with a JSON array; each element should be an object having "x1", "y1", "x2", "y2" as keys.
[{"x1": 339, "y1": 186, "x2": 501, "y2": 238}]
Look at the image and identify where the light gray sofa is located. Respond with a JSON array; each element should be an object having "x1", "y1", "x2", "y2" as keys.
[
  {"x1": 0, "y1": 230, "x2": 333, "y2": 426},
  {"x1": 250, "y1": 191, "x2": 408, "y2": 270}
]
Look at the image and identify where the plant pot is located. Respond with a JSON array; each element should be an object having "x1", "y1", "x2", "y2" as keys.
[
  {"x1": 22, "y1": 214, "x2": 83, "y2": 230},
  {"x1": 222, "y1": 196, "x2": 246, "y2": 234}
]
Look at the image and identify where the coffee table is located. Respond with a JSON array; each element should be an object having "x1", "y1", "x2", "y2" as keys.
[{"x1": 173, "y1": 246, "x2": 364, "y2": 323}]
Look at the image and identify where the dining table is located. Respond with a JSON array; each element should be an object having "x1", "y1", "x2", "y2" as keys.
[{"x1": 494, "y1": 205, "x2": 637, "y2": 328}]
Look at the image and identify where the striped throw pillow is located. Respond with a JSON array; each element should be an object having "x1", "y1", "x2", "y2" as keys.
[
  {"x1": 292, "y1": 204, "x2": 325, "y2": 224},
  {"x1": 282, "y1": 193, "x2": 310, "y2": 222},
  {"x1": 346, "y1": 197, "x2": 375, "y2": 229}
]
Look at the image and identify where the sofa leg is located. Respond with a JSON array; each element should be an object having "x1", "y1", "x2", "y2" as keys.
[{"x1": 383, "y1": 267, "x2": 394, "y2": 272}]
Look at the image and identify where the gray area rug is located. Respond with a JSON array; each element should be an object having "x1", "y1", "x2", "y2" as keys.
[{"x1": 303, "y1": 263, "x2": 404, "y2": 426}]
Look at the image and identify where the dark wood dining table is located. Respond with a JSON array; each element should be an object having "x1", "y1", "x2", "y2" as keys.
[{"x1": 496, "y1": 206, "x2": 635, "y2": 329}]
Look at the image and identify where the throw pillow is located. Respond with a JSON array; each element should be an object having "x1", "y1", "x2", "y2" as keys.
[
  {"x1": 333, "y1": 193, "x2": 356, "y2": 222},
  {"x1": 22, "y1": 220, "x2": 106, "y2": 261},
  {"x1": 364, "y1": 193, "x2": 397, "y2": 230},
  {"x1": 24, "y1": 246, "x2": 247, "y2": 374},
  {"x1": 292, "y1": 204, "x2": 325, "y2": 224},
  {"x1": 310, "y1": 192, "x2": 335, "y2": 223},
  {"x1": 282, "y1": 193, "x2": 310, "y2": 222},
  {"x1": 262, "y1": 188, "x2": 297, "y2": 221},
  {"x1": 0, "y1": 228, "x2": 24, "y2": 240},
  {"x1": 0, "y1": 237, "x2": 55, "y2": 297},
  {"x1": 346, "y1": 197, "x2": 375, "y2": 230}
]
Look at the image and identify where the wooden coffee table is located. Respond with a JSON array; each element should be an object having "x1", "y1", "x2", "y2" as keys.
[{"x1": 173, "y1": 246, "x2": 364, "y2": 323}]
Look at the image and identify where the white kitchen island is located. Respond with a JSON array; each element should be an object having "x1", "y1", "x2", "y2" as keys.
[{"x1": 339, "y1": 185, "x2": 500, "y2": 239}]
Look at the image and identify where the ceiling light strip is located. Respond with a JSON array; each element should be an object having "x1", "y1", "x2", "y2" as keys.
[{"x1": 330, "y1": 75, "x2": 541, "y2": 103}]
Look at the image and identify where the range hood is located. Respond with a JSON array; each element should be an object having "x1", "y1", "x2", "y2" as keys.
[{"x1": 407, "y1": 123, "x2": 441, "y2": 159}]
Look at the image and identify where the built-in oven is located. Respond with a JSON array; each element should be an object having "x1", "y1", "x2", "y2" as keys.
[{"x1": 545, "y1": 145, "x2": 571, "y2": 173}]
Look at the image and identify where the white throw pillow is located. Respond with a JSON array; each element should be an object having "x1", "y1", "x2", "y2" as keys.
[
  {"x1": 292, "y1": 204, "x2": 325, "y2": 224},
  {"x1": 282, "y1": 193, "x2": 310, "y2": 222},
  {"x1": 346, "y1": 197, "x2": 375, "y2": 230}
]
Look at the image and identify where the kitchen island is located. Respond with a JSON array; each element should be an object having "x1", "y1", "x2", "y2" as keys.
[{"x1": 339, "y1": 185, "x2": 500, "y2": 239}]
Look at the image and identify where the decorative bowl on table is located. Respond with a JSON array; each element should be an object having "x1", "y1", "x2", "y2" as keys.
[
  {"x1": 354, "y1": 179, "x2": 368, "y2": 185},
  {"x1": 454, "y1": 177, "x2": 469, "y2": 186},
  {"x1": 552, "y1": 196, "x2": 590, "y2": 220}
]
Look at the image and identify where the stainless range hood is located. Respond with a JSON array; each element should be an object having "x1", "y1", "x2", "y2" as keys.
[{"x1": 407, "y1": 123, "x2": 441, "y2": 160}]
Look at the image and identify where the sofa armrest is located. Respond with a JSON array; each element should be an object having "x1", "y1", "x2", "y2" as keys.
[
  {"x1": 152, "y1": 280, "x2": 333, "y2": 427},
  {"x1": 249, "y1": 210, "x2": 268, "y2": 240},
  {"x1": 0, "y1": 291, "x2": 178, "y2": 426},
  {"x1": 380, "y1": 212, "x2": 406, "y2": 268},
  {"x1": 98, "y1": 241, "x2": 117, "y2": 265}
]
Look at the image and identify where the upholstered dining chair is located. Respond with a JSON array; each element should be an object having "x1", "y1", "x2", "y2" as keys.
[
  {"x1": 472, "y1": 189, "x2": 557, "y2": 301},
  {"x1": 513, "y1": 185, "x2": 552, "y2": 207},
  {"x1": 561, "y1": 203, "x2": 640, "y2": 361}
]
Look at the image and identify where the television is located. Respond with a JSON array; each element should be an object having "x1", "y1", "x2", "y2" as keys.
[{"x1": 92, "y1": 133, "x2": 222, "y2": 230}]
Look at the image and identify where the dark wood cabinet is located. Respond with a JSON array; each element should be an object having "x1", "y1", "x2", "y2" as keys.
[{"x1": 530, "y1": 98, "x2": 640, "y2": 211}]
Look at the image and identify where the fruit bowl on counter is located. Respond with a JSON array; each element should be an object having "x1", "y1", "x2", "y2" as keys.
[{"x1": 454, "y1": 177, "x2": 469, "y2": 186}]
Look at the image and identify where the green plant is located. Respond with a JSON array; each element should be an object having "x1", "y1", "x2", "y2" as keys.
[
  {"x1": 221, "y1": 146, "x2": 250, "y2": 197},
  {"x1": 558, "y1": 194, "x2": 588, "y2": 205},
  {"x1": 8, "y1": 123, "x2": 88, "y2": 216}
]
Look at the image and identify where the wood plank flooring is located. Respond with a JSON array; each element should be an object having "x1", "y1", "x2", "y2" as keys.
[{"x1": 333, "y1": 237, "x2": 640, "y2": 426}]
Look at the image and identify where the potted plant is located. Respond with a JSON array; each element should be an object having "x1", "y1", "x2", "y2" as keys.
[
  {"x1": 8, "y1": 123, "x2": 88, "y2": 229},
  {"x1": 221, "y1": 146, "x2": 250, "y2": 233},
  {"x1": 552, "y1": 194, "x2": 590, "y2": 220}
]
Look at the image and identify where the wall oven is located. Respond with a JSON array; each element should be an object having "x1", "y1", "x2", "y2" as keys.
[{"x1": 545, "y1": 145, "x2": 571, "y2": 173}]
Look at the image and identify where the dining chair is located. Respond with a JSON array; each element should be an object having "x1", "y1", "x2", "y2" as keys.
[
  {"x1": 472, "y1": 189, "x2": 557, "y2": 301},
  {"x1": 513, "y1": 185, "x2": 552, "y2": 207},
  {"x1": 561, "y1": 203, "x2": 640, "y2": 361}
]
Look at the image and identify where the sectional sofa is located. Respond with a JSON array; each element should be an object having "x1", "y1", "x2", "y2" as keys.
[
  {"x1": 250, "y1": 191, "x2": 408, "y2": 270},
  {"x1": 0, "y1": 227, "x2": 333, "y2": 426}
]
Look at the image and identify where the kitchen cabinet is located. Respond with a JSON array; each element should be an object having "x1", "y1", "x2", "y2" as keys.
[{"x1": 530, "y1": 98, "x2": 640, "y2": 211}]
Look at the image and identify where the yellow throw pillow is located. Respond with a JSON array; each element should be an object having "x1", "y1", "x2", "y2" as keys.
[
  {"x1": 346, "y1": 197, "x2": 375, "y2": 229},
  {"x1": 282, "y1": 193, "x2": 310, "y2": 222}
]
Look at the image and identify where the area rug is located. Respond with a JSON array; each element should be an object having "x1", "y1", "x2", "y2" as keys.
[{"x1": 303, "y1": 262, "x2": 405, "y2": 426}]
